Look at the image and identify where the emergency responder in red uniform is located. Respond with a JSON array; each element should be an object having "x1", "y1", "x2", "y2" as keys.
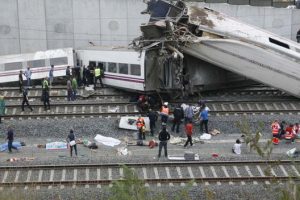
[
  {"x1": 271, "y1": 120, "x2": 280, "y2": 138},
  {"x1": 136, "y1": 117, "x2": 146, "y2": 140}
]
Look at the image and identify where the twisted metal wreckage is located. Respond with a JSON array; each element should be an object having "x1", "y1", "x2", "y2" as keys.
[{"x1": 131, "y1": 0, "x2": 300, "y2": 98}]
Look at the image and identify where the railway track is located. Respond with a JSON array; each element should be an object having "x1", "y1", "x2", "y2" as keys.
[
  {"x1": 2, "y1": 100, "x2": 300, "y2": 119},
  {"x1": 0, "y1": 160, "x2": 299, "y2": 189}
]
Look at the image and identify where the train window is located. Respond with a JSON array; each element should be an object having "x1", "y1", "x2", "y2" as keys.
[
  {"x1": 89, "y1": 61, "x2": 96, "y2": 69},
  {"x1": 108, "y1": 62, "x2": 117, "y2": 73},
  {"x1": 97, "y1": 62, "x2": 105, "y2": 71},
  {"x1": 4, "y1": 62, "x2": 23, "y2": 71},
  {"x1": 27, "y1": 59, "x2": 46, "y2": 68},
  {"x1": 50, "y1": 57, "x2": 68, "y2": 66},
  {"x1": 119, "y1": 63, "x2": 128, "y2": 74},
  {"x1": 130, "y1": 64, "x2": 141, "y2": 76}
]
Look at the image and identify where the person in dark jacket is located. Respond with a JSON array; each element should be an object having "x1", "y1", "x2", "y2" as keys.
[
  {"x1": 66, "y1": 129, "x2": 77, "y2": 157},
  {"x1": 279, "y1": 121, "x2": 286, "y2": 138},
  {"x1": 18, "y1": 70, "x2": 23, "y2": 93},
  {"x1": 7, "y1": 126, "x2": 18, "y2": 153},
  {"x1": 42, "y1": 77, "x2": 50, "y2": 111},
  {"x1": 21, "y1": 88, "x2": 33, "y2": 112},
  {"x1": 158, "y1": 123, "x2": 170, "y2": 158},
  {"x1": 171, "y1": 104, "x2": 184, "y2": 133},
  {"x1": 147, "y1": 109, "x2": 158, "y2": 136},
  {"x1": 297, "y1": 29, "x2": 300, "y2": 43}
]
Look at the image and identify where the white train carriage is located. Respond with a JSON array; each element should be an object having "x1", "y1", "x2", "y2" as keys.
[
  {"x1": 0, "y1": 48, "x2": 74, "y2": 83},
  {"x1": 76, "y1": 46, "x2": 147, "y2": 91}
]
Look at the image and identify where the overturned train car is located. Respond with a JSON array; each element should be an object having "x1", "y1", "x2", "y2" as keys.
[{"x1": 133, "y1": 0, "x2": 300, "y2": 97}]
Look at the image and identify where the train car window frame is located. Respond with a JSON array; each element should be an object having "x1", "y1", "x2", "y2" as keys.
[
  {"x1": 119, "y1": 63, "x2": 129, "y2": 75},
  {"x1": 108, "y1": 62, "x2": 117, "y2": 73},
  {"x1": 4, "y1": 62, "x2": 23, "y2": 71},
  {"x1": 50, "y1": 57, "x2": 68, "y2": 66},
  {"x1": 130, "y1": 64, "x2": 141, "y2": 76},
  {"x1": 97, "y1": 62, "x2": 105, "y2": 71},
  {"x1": 27, "y1": 59, "x2": 46, "y2": 68}
]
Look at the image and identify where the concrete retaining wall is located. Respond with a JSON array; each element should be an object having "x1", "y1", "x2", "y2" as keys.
[{"x1": 0, "y1": 0, "x2": 299, "y2": 55}]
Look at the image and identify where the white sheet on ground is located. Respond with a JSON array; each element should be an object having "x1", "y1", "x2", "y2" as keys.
[
  {"x1": 119, "y1": 116, "x2": 150, "y2": 132},
  {"x1": 200, "y1": 133, "x2": 211, "y2": 140},
  {"x1": 46, "y1": 142, "x2": 67, "y2": 150},
  {"x1": 168, "y1": 154, "x2": 200, "y2": 160},
  {"x1": 94, "y1": 134, "x2": 121, "y2": 147}
]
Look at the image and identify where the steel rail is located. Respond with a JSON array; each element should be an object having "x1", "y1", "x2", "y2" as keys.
[
  {"x1": 0, "y1": 176, "x2": 299, "y2": 187},
  {"x1": 0, "y1": 160, "x2": 299, "y2": 170}
]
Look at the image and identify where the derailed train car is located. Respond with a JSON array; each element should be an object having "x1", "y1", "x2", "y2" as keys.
[{"x1": 132, "y1": 0, "x2": 300, "y2": 97}]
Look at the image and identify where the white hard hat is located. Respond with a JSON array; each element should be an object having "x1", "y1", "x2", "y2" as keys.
[{"x1": 164, "y1": 102, "x2": 168, "y2": 106}]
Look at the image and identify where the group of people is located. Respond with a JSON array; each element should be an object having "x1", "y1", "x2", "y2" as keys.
[
  {"x1": 271, "y1": 120, "x2": 300, "y2": 143},
  {"x1": 134, "y1": 100, "x2": 212, "y2": 159}
]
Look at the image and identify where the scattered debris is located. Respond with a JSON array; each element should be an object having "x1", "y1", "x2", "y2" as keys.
[
  {"x1": 212, "y1": 153, "x2": 219, "y2": 158},
  {"x1": 82, "y1": 139, "x2": 98, "y2": 149},
  {"x1": 200, "y1": 133, "x2": 211, "y2": 140},
  {"x1": 119, "y1": 116, "x2": 150, "y2": 131},
  {"x1": 7, "y1": 157, "x2": 35, "y2": 162},
  {"x1": 210, "y1": 129, "x2": 221, "y2": 136},
  {"x1": 126, "y1": 139, "x2": 158, "y2": 149},
  {"x1": 0, "y1": 142, "x2": 22, "y2": 152},
  {"x1": 286, "y1": 148, "x2": 299, "y2": 158},
  {"x1": 108, "y1": 106, "x2": 119, "y2": 112},
  {"x1": 117, "y1": 147, "x2": 129, "y2": 156},
  {"x1": 168, "y1": 154, "x2": 200, "y2": 161}
]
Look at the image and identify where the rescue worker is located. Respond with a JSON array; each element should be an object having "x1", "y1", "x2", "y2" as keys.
[
  {"x1": 285, "y1": 124, "x2": 297, "y2": 142},
  {"x1": 199, "y1": 106, "x2": 209, "y2": 134},
  {"x1": 66, "y1": 66, "x2": 71, "y2": 81},
  {"x1": 271, "y1": 120, "x2": 280, "y2": 138},
  {"x1": 71, "y1": 76, "x2": 78, "y2": 101},
  {"x1": 184, "y1": 120, "x2": 193, "y2": 148},
  {"x1": 24, "y1": 67, "x2": 32, "y2": 88},
  {"x1": 67, "y1": 79, "x2": 72, "y2": 101},
  {"x1": 171, "y1": 104, "x2": 184, "y2": 133},
  {"x1": 136, "y1": 116, "x2": 146, "y2": 140},
  {"x1": 0, "y1": 95, "x2": 5, "y2": 123},
  {"x1": 147, "y1": 108, "x2": 158, "y2": 136},
  {"x1": 42, "y1": 77, "x2": 50, "y2": 111},
  {"x1": 160, "y1": 102, "x2": 169, "y2": 124},
  {"x1": 18, "y1": 70, "x2": 23, "y2": 93},
  {"x1": 279, "y1": 121, "x2": 286, "y2": 138},
  {"x1": 158, "y1": 123, "x2": 170, "y2": 158},
  {"x1": 137, "y1": 95, "x2": 149, "y2": 112},
  {"x1": 7, "y1": 126, "x2": 18, "y2": 153},
  {"x1": 66, "y1": 129, "x2": 78, "y2": 157},
  {"x1": 21, "y1": 88, "x2": 33, "y2": 112},
  {"x1": 49, "y1": 65, "x2": 54, "y2": 86},
  {"x1": 184, "y1": 104, "x2": 193, "y2": 124},
  {"x1": 94, "y1": 66, "x2": 103, "y2": 90}
]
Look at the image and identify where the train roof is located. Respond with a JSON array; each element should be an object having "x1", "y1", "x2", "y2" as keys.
[{"x1": 77, "y1": 46, "x2": 139, "y2": 52}]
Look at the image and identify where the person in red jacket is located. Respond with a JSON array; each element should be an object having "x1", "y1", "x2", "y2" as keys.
[{"x1": 184, "y1": 120, "x2": 193, "y2": 148}]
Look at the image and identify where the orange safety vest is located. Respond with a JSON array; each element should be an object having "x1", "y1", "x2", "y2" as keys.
[
  {"x1": 271, "y1": 122, "x2": 280, "y2": 135},
  {"x1": 136, "y1": 117, "x2": 145, "y2": 129},
  {"x1": 161, "y1": 107, "x2": 169, "y2": 115}
]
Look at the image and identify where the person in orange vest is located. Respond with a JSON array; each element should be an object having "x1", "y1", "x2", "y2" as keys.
[
  {"x1": 136, "y1": 117, "x2": 146, "y2": 140},
  {"x1": 160, "y1": 102, "x2": 169, "y2": 124},
  {"x1": 271, "y1": 120, "x2": 280, "y2": 138}
]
